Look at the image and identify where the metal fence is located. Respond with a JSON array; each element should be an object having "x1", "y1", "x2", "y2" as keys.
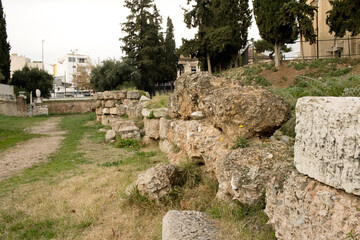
[{"x1": 248, "y1": 36, "x2": 360, "y2": 62}]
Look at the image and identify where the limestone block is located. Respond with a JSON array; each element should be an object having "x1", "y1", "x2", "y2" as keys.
[
  {"x1": 117, "y1": 126, "x2": 140, "y2": 140},
  {"x1": 159, "y1": 117, "x2": 170, "y2": 139},
  {"x1": 153, "y1": 108, "x2": 167, "y2": 118},
  {"x1": 117, "y1": 105, "x2": 126, "y2": 116},
  {"x1": 294, "y1": 97, "x2": 360, "y2": 196},
  {"x1": 162, "y1": 210, "x2": 218, "y2": 240},
  {"x1": 102, "y1": 108, "x2": 110, "y2": 115},
  {"x1": 159, "y1": 140, "x2": 173, "y2": 154},
  {"x1": 136, "y1": 164, "x2": 178, "y2": 200},
  {"x1": 101, "y1": 100, "x2": 105, "y2": 108},
  {"x1": 105, "y1": 130, "x2": 116, "y2": 143},
  {"x1": 139, "y1": 95, "x2": 151, "y2": 106},
  {"x1": 265, "y1": 170, "x2": 360, "y2": 240},
  {"x1": 96, "y1": 107, "x2": 102, "y2": 115},
  {"x1": 94, "y1": 92, "x2": 103, "y2": 100},
  {"x1": 105, "y1": 100, "x2": 116, "y2": 108},
  {"x1": 144, "y1": 118, "x2": 160, "y2": 139},
  {"x1": 215, "y1": 140, "x2": 293, "y2": 204},
  {"x1": 109, "y1": 107, "x2": 118, "y2": 115},
  {"x1": 127, "y1": 90, "x2": 141, "y2": 99},
  {"x1": 95, "y1": 100, "x2": 102, "y2": 108},
  {"x1": 115, "y1": 90, "x2": 127, "y2": 99},
  {"x1": 142, "y1": 108, "x2": 151, "y2": 117},
  {"x1": 103, "y1": 91, "x2": 113, "y2": 100}
]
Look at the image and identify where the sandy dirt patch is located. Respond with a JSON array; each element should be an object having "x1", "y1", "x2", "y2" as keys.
[{"x1": 0, "y1": 117, "x2": 66, "y2": 180}]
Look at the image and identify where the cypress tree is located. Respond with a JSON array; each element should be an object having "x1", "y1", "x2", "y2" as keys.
[
  {"x1": 0, "y1": 0, "x2": 11, "y2": 83},
  {"x1": 253, "y1": 0, "x2": 298, "y2": 67},
  {"x1": 164, "y1": 17, "x2": 177, "y2": 83},
  {"x1": 326, "y1": 0, "x2": 360, "y2": 37},
  {"x1": 121, "y1": 0, "x2": 164, "y2": 95}
]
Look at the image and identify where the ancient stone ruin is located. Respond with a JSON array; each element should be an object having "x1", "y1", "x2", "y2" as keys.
[{"x1": 95, "y1": 72, "x2": 360, "y2": 239}]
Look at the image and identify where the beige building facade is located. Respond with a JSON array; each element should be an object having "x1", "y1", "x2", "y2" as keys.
[
  {"x1": 10, "y1": 53, "x2": 43, "y2": 76},
  {"x1": 177, "y1": 55, "x2": 201, "y2": 77},
  {"x1": 303, "y1": 0, "x2": 360, "y2": 59}
]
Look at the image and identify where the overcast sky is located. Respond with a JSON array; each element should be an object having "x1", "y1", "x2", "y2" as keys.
[{"x1": 2, "y1": 0, "x2": 260, "y2": 67}]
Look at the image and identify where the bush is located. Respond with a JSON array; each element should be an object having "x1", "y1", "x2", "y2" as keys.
[
  {"x1": 231, "y1": 138, "x2": 250, "y2": 149},
  {"x1": 10, "y1": 66, "x2": 53, "y2": 99}
]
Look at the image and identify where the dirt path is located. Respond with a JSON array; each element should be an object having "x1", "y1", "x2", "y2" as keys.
[{"x1": 0, "y1": 117, "x2": 66, "y2": 180}]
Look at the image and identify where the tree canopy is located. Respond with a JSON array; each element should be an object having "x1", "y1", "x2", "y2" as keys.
[
  {"x1": 326, "y1": 0, "x2": 360, "y2": 37},
  {"x1": 90, "y1": 59, "x2": 139, "y2": 92},
  {"x1": 0, "y1": 0, "x2": 11, "y2": 84},
  {"x1": 254, "y1": 39, "x2": 291, "y2": 60},
  {"x1": 181, "y1": 0, "x2": 251, "y2": 73},
  {"x1": 10, "y1": 66, "x2": 53, "y2": 99},
  {"x1": 253, "y1": 0, "x2": 298, "y2": 67},
  {"x1": 120, "y1": 0, "x2": 178, "y2": 95}
]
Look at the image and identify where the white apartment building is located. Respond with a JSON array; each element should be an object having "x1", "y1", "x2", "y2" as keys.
[{"x1": 53, "y1": 53, "x2": 90, "y2": 97}]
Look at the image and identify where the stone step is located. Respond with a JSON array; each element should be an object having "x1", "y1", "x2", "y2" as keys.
[{"x1": 162, "y1": 210, "x2": 218, "y2": 240}]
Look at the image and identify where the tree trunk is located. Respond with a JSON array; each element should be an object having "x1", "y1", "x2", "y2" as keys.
[
  {"x1": 300, "y1": 32, "x2": 305, "y2": 62},
  {"x1": 207, "y1": 52, "x2": 212, "y2": 74},
  {"x1": 274, "y1": 42, "x2": 281, "y2": 68},
  {"x1": 234, "y1": 54, "x2": 239, "y2": 68}
]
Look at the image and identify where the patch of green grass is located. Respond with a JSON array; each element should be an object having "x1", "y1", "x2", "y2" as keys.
[
  {"x1": 0, "y1": 211, "x2": 58, "y2": 240},
  {"x1": 97, "y1": 161, "x2": 122, "y2": 167},
  {"x1": 231, "y1": 137, "x2": 250, "y2": 149},
  {"x1": 113, "y1": 139, "x2": 143, "y2": 150},
  {"x1": 0, "y1": 115, "x2": 48, "y2": 152},
  {"x1": 291, "y1": 61, "x2": 307, "y2": 70},
  {"x1": 146, "y1": 95, "x2": 169, "y2": 109},
  {"x1": 243, "y1": 65, "x2": 263, "y2": 76},
  {"x1": 0, "y1": 114, "x2": 93, "y2": 195},
  {"x1": 147, "y1": 111, "x2": 156, "y2": 119},
  {"x1": 122, "y1": 151, "x2": 157, "y2": 166}
]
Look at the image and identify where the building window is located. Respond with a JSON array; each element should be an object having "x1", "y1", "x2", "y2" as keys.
[
  {"x1": 78, "y1": 58, "x2": 86, "y2": 63},
  {"x1": 191, "y1": 66, "x2": 197, "y2": 72},
  {"x1": 68, "y1": 57, "x2": 76, "y2": 62}
]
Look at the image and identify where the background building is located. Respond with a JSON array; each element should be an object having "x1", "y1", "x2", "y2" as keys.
[
  {"x1": 177, "y1": 55, "x2": 200, "y2": 77},
  {"x1": 53, "y1": 53, "x2": 90, "y2": 97},
  {"x1": 10, "y1": 53, "x2": 43, "y2": 76},
  {"x1": 303, "y1": 0, "x2": 360, "y2": 59}
]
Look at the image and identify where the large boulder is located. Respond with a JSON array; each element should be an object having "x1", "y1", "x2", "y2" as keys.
[
  {"x1": 215, "y1": 140, "x2": 293, "y2": 204},
  {"x1": 162, "y1": 210, "x2": 218, "y2": 240},
  {"x1": 136, "y1": 164, "x2": 178, "y2": 200},
  {"x1": 169, "y1": 72, "x2": 290, "y2": 139},
  {"x1": 266, "y1": 170, "x2": 360, "y2": 240},
  {"x1": 295, "y1": 97, "x2": 360, "y2": 196}
]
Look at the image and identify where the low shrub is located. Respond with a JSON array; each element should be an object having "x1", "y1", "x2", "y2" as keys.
[{"x1": 231, "y1": 138, "x2": 250, "y2": 149}]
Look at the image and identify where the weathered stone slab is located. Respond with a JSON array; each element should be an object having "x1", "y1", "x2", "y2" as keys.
[
  {"x1": 162, "y1": 210, "x2": 218, "y2": 240},
  {"x1": 136, "y1": 164, "x2": 178, "y2": 200},
  {"x1": 159, "y1": 117, "x2": 170, "y2": 139},
  {"x1": 144, "y1": 118, "x2": 160, "y2": 139},
  {"x1": 127, "y1": 90, "x2": 141, "y2": 99},
  {"x1": 266, "y1": 170, "x2": 360, "y2": 240},
  {"x1": 294, "y1": 97, "x2": 360, "y2": 196},
  {"x1": 105, "y1": 130, "x2": 116, "y2": 143}
]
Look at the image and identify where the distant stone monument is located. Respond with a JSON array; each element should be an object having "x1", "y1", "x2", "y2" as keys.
[{"x1": 35, "y1": 89, "x2": 42, "y2": 104}]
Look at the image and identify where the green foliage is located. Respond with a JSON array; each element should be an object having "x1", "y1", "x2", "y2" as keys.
[
  {"x1": 346, "y1": 230, "x2": 360, "y2": 240},
  {"x1": 146, "y1": 95, "x2": 169, "y2": 109},
  {"x1": 121, "y1": 1, "x2": 176, "y2": 95},
  {"x1": 253, "y1": 0, "x2": 298, "y2": 66},
  {"x1": 10, "y1": 66, "x2": 53, "y2": 99},
  {"x1": 291, "y1": 61, "x2": 307, "y2": 70},
  {"x1": 146, "y1": 111, "x2": 156, "y2": 119},
  {"x1": 254, "y1": 39, "x2": 292, "y2": 60},
  {"x1": 97, "y1": 161, "x2": 122, "y2": 167},
  {"x1": 327, "y1": 0, "x2": 360, "y2": 37},
  {"x1": 113, "y1": 139, "x2": 142, "y2": 150},
  {"x1": 176, "y1": 161, "x2": 202, "y2": 188},
  {"x1": 182, "y1": 0, "x2": 251, "y2": 71},
  {"x1": 0, "y1": 0, "x2": 10, "y2": 84},
  {"x1": 90, "y1": 58, "x2": 139, "y2": 92},
  {"x1": 231, "y1": 137, "x2": 250, "y2": 149}
]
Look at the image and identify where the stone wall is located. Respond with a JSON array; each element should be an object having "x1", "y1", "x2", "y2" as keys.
[
  {"x1": 266, "y1": 96, "x2": 360, "y2": 240},
  {"x1": 42, "y1": 98, "x2": 95, "y2": 114}
]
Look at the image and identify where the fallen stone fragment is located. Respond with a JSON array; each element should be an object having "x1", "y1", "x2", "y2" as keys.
[
  {"x1": 136, "y1": 164, "x2": 178, "y2": 200},
  {"x1": 162, "y1": 210, "x2": 218, "y2": 240},
  {"x1": 105, "y1": 130, "x2": 116, "y2": 143}
]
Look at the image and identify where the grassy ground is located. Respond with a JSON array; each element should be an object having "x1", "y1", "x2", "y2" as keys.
[
  {"x1": 0, "y1": 115, "x2": 48, "y2": 153},
  {"x1": 0, "y1": 113, "x2": 275, "y2": 239}
]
